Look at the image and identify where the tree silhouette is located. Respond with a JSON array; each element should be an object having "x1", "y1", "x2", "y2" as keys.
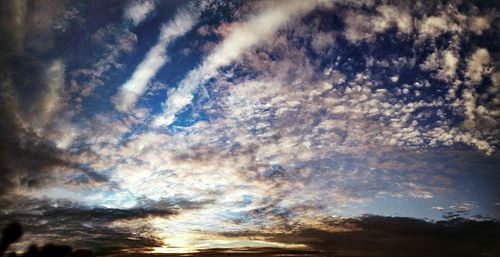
[
  {"x1": 0, "y1": 222, "x2": 22, "y2": 255},
  {"x1": 0, "y1": 222, "x2": 95, "y2": 257}
]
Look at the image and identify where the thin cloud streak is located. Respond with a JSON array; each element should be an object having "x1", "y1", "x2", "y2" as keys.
[
  {"x1": 113, "y1": 7, "x2": 199, "y2": 112},
  {"x1": 153, "y1": 0, "x2": 327, "y2": 127}
]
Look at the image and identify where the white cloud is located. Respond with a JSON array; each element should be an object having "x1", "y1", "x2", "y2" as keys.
[
  {"x1": 418, "y1": 16, "x2": 450, "y2": 38},
  {"x1": 450, "y1": 202, "x2": 476, "y2": 213},
  {"x1": 442, "y1": 50, "x2": 459, "y2": 79},
  {"x1": 469, "y1": 16, "x2": 491, "y2": 35},
  {"x1": 432, "y1": 206, "x2": 445, "y2": 212},
  {"x1": 342, "y1": 4, "x2": 412, "y2": 43},
  {"x1": 311, "y1": 31, "x2": 335, "y2": 54},
  {"x1": 420, "y1": 52, "x2": 439, "y2": 71},
  {"x1": 416, "y1": 5, "x2": 464, "y2": 40},
  {"x1": 124, "y1": 0, "x2": 157, "y2": 26},
  {"x1": 113, "y1": 8, "x2": 199, "y2": 112},
  {"x1": 465, "y1": 48, "x2": 491, "y2": 84},
  {"x1": 376, "y1": 5, "x2": 412, "y2": 34},
  {"x1": 420, "y1": 49, "x2": 459, "y2": 81},
  {"x1": 342, "y1": 11, "x2": 376, "y2": 43},
  {"x1": 32, "y1": 60, "x2": 65, "y2": 135},
  {"x1": 153, "y1": 0, "x2": 325, "y2": 126}
]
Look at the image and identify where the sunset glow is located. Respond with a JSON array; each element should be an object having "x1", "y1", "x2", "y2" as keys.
[{"x1": 0, "y1": 0, "x2": 498, "y2": 256}]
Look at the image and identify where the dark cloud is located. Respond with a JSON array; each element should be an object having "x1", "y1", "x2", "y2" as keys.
[
  {"x1": 184, "y1": 247, "x2": 320, "y2": 256},
  {"x1": 220, "y1": 215, "x2": 500, "y2": 257},
  {"x1": 0, "y1": 0, "x2": 109, "y2": 194},
  {"x1": 0, "y1": 197, "x2": 212, "y2": 255},
  {"x1": 0, "y1": 196, "x2": 216, "y2": 254},
  {"x1": 0, "y1": 80, "x2": 70, "y2": 193},
  {"x1": 0, "y1": 0, "x2": 82, "y2": 55},
  {"x1": 0, "y1": 85, "x2": 106, "y2": 194},
  {"x1": 0, "y1": 1, "x2": 69, "y2": 194}
]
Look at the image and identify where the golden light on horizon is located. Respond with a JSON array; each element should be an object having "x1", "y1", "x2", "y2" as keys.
[{"x1": 152, "y1": 238, "x2": 308, "y2": 254}]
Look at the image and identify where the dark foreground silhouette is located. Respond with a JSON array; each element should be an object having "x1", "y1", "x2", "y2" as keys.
[{"x1": 0, "y1": 222, "x2": 95, "y2": 257}]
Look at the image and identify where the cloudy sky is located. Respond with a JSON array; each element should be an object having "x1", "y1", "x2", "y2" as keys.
[{"x1": 0, "y1": 0, "x2": 499, "y2": 255}]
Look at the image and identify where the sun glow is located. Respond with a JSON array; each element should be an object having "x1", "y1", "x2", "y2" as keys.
[
  {"x1": 149, "y1": 215, "x2": 308, "y2": 253},
  {"x1": 152, "y1": 246, "x2": 198, "y2": 254},
  {"x1": 152, "y1": 239, "x2": 308, "y2": 254}
]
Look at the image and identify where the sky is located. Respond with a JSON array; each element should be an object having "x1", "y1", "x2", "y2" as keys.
[{"x1": 0, "y1": 0, "x2": 499, "y2": 256}]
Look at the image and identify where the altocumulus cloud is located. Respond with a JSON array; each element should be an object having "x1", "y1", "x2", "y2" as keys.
[{"x1": 0, "y1": 0, "x2": 499, "y2": 255}]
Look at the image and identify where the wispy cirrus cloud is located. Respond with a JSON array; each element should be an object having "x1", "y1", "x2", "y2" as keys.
[
  {"x1": 71, "y1": 24, "x2": 138, "y2": 97},
  {"x1": 113, "y1": 6, "x2": 200, "y2": 112},
  {"x1": 153, "y1": 0, "x2": 327, "y2": 126}
]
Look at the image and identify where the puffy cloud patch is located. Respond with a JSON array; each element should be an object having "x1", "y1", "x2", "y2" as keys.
[
  {"x1": 123, "y1": 0, "x2": 157, "y2": 26},
  {"x1": 341, "y1": 3, "x2": 412, "y2": 43},
  {"x1": 465, "y1": 48, "x2": 491, "y2": 85}
]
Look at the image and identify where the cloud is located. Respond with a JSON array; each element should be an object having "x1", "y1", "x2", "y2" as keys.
[
  {"x1": 31, "y1": 60, "x2": 65, "y2": 135},
  {"x1": 0, "y1": 0, "x2": 27, "y2": 53},
  {"x1": 450, "y1": 202, "x2": 476, "y2": 214},
  {"x1": 433, "y1": 206, "x2": 445, "y2": 212},
  {"x1": 0, "y1": 70, "x2": 76, "y2": 195},
  {"x1": 341, "y1": 4, "x2": 412, "y2": 43},
  {"x1": 311, "y1": 32, "x2": 336, "y2": 54},
  {"x1": 442, "y1": 50, "x2": 459, "y2": 79},
  {"x1": 217, "y1": 216, "x2": 500, "y2": 256},
  {"x1": 418, "y1": 15, "x2": 452, "y2": 39},
  {"x1": 0, "y1": 205, "x2": 160, "y2": 254},
  {"x1": 0, "y1": 0, "x2": 75, "y2": 54},
  {"x1": 72, "y1": 25, "x2": 138, "y2": 97},
  {"x1": 420, "y1": 49, "x2": 459, "y2": 81},
  {"x1": 0, "y1": 135, "x2": 71, "y2": 194},
  {"x1": 123, "y1": 0, "x2": 157, "y2": 26},
  {"x1": 0, "y1": 197, "x2": 211, "y2": 255},
  {"x1": 376, "y1": 4, "x2": 412, "y2": 34},
  {"x1": 113, "y1": 7, "x2": 199, "y2": 112},
  {"x1": 469, "y1": 16, "x2": 492, "y2": 35},
  {"x1": 0, "y1": 0, "x2": 101, "y2": 195},
  {"x1": 0, "y1": 58, "x2": 97, "y2": 195},
  {"x1": 1, "y1": 0, "x2": 499, "y2": 253},
  {"x1": 465, "y1": 48, "x2": 491, "y2": 84},
  {"x1": 153, "y1": 0, "x2": 325, "y2": 126}
]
